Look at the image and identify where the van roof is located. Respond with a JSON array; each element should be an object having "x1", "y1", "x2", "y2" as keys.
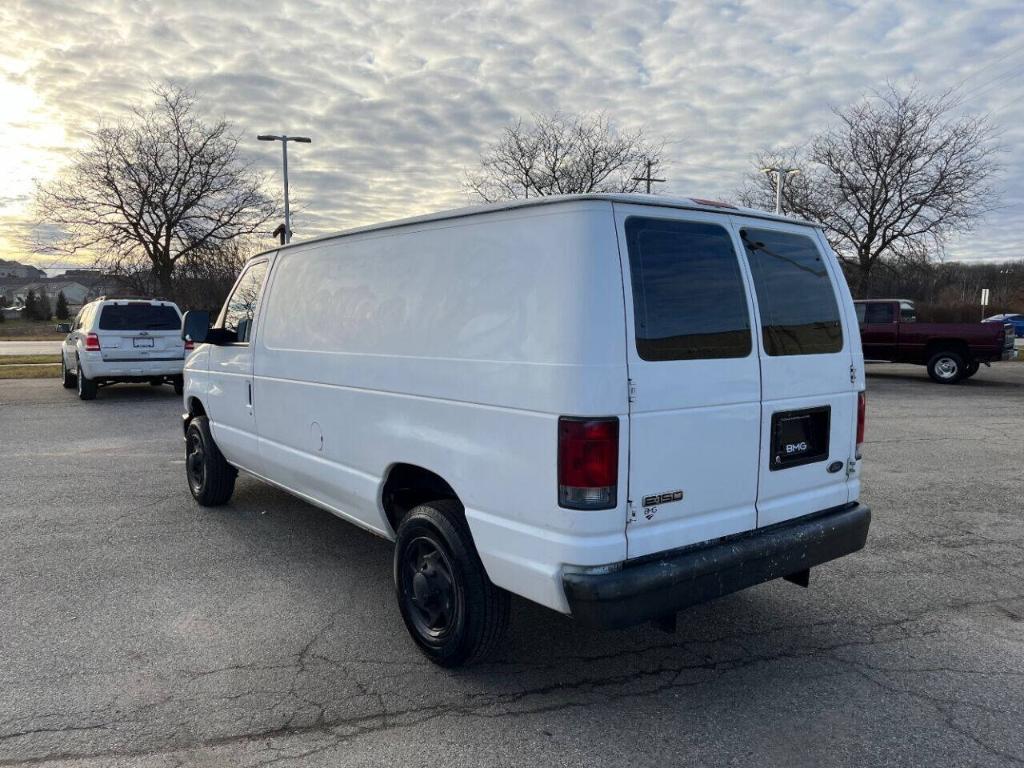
[{"x1": 256, "y1": 193, "x2": 821, "y2": 260}]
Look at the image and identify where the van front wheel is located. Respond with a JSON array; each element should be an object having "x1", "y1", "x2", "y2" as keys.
[
  {"x1": 394, "y1": 500, "x2": 510, "y2": 667},
  {"x1": 185, "y1": 416, "x2": 237, "y2": 506}
]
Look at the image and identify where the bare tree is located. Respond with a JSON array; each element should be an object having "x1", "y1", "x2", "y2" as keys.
[
  {"x1": 738, "y1": 87, "x2": 1001, "y2": 296},
  {"x1": 33, "y1": 84, "x2": 278, "y2": 300},
  {"x1": 466, "y1": 112, "x2": 664, "y2": 202}
]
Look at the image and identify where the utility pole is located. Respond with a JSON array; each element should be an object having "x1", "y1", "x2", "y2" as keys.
[
  {"x1": 257, "y1": 134, "x2": 312, "y2": 243},
  {"x1": 632, "y1": 159, "x2": 666, "y2": 194},
  {"x1": 761, "y1": 166, "x2": 800, "y2": 214}
]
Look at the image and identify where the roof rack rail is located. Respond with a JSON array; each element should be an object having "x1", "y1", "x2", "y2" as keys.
[{"x1": 94, "y1": 295, "x2": 171, "y2": 303}]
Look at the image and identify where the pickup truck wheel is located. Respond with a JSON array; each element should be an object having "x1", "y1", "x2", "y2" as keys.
[
  {"x1": 76, "y1": 361, "x2": 97, "y2": 400},
  {"x1": 394, "y1": 500, "x2": 510, "y2": 667},
  {"x1": 927, "y1": 351, "x2": 965, "y2": 384},
  {"x1": 963, "y1": 360, "x2": 980, "y2": 379},
  {"x1": 185, "y1": 416, "x2": 237, "y2": 506},
  {"x1": 61, "y1": 356, "x2": 76, "y2": 389}
]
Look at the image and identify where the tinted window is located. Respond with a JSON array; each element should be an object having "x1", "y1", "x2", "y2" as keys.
[
  {"x1": 221, "y1": 261, "x2": 267, "y2": 343},
  {"x1": 625, "y1": 217, "x2": 752, "y2": 361},
  {"x1": 98, "y1": 304, "x2": 180, "y2": 331},
  {"x1": 860, "y1": 302, "x2": 894, "y2": 324},
  {"x1": 740, "y1": 228, "x2": 843, "y2": 356}
]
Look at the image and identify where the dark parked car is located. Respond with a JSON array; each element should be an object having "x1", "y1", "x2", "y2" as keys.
[
  {"x1": 855, "y1": 299, "x2": 1017, "y2": 383},
  {"x1": 984, "y1": 313, "x2": 1024, "y2": 338}
]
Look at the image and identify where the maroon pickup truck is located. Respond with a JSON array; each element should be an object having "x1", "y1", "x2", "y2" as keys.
[{"x1": 855, "y1": 299, "x2": 1017, "y2": 384}]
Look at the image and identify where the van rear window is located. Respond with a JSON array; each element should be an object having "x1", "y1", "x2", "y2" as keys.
[
  {"x1": 98, "y1": 304, "x2": 180, "y2": 331},
  {"x1": 625, "y1": 217, "x2": 752, "y2": 361},
  {"x1": 740, "y1": 228, "x2": 843, "y2": 356}
]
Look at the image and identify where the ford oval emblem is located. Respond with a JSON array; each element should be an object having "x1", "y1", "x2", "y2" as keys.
[{"x1": 827, "y1": 461, "x2": 844, "y2": 474}]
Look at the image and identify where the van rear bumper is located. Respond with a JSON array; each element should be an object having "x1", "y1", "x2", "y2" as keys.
[{"x1": 562, "y1": 502, "x2": 870, "y2": 629}]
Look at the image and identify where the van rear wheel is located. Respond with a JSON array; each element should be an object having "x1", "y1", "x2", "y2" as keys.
[
  {"x1": 185, "y1": 416, "x2": 237, "y2": 506},
  {"x1": 394, "y1": 500, "x2": 510, "y2": 667},
  {"x1": 927, "y1": 351, "x2": 965, "y2": 384}
]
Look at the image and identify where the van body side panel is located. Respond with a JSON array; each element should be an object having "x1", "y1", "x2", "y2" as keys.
[
  {"x1": 252, "y1": 203, "x2": 628, "y2": 612},
  {"x1": 613, "y1": 204, "x2": 762, "y2": 560}
]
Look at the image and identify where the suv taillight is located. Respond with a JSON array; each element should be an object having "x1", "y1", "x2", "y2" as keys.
[
  {"x1": 856, "y1": 392, "x2": 866, "y2": 448},
  {"x1": 558, "y1": 417, "x2": 618, "y2": 510},
  {"x1": 184, "y1": 339, "x2": 194, "y2": 351},
  {"x1": 85, "y1": 333, "x2": 101, "y2": 351}
]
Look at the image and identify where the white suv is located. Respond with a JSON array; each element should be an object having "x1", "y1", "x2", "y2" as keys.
[
  {"x1": 59, "y1": 297, "x2": 187, "y2": 400},
  {"x1": 181, "y1": 194, "x2": 870, "y2": 666}
]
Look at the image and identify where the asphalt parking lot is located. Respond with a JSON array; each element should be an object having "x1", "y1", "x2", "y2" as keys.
[{"x1": 1, "y1": 364, "x2": 1022, "y2": 767}]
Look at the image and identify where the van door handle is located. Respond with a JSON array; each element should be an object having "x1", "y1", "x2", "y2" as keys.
[{"x1": 247, "y1": 382, "x2": 253, "y2": 413}]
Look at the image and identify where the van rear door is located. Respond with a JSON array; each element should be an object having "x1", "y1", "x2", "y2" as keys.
[
  {"x1": 733, "y1": 219, "x2": 858, "y2": 528},
  {"x1": 614, "y1": 205, "x2": 762, "y2": 560}
]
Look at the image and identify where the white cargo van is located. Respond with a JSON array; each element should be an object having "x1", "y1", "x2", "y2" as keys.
[{"x1": 181, "y1": 194, "x2": 870, "y2": 667}]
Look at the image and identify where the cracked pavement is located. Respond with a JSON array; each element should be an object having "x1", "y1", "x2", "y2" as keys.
[{"x1": 1, "y1": 363, "x2": 1022, "y2": 767}]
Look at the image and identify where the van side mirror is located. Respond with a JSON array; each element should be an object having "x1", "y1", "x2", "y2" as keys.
[
  {"x1": 55, "y1": 323, "x2": 71, "y2": 334},
  {"x1": 182, "y1": 310, "x2": 211, "y2": 344}
]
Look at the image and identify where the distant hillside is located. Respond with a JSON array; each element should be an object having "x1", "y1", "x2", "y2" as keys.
[{"x1": 0, "y1": 259, "x2": 47, "y2": 280}]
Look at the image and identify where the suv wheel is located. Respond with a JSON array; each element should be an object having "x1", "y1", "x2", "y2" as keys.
[
  {"x1": 185, "y1": 415, "x2": 237, "y2": 506},
  {"x1": 61, "y1": 355, "x2": 76, "y2": 389},
  {"x1": 394, "y1": 499, "x2": 510, "y2": 667},
  {"x1": 76, "y1": 361, "x2": 97, "y2": 400},
  {"x1": 927, "y1": 351, "x2": 965, "y2": 384},
  {"x1": 173, "y1": 377, "x2": 184, "y2": 396}
]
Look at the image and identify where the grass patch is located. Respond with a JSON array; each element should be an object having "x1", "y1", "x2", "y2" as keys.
[
  {"x1": 0, "y1": 354, "x2": 60, "y2": 365},
  {"x1": 0, "y1": 318, "x2": 66, "y2": 340},
  {"x1": 0, "y1": 364, "x2": 60, "y2": 379}
]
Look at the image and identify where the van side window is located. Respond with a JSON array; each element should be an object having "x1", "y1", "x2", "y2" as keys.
[
  {"x1": 625, "y1": 217, "x2": 752, "y2": 361},
  {"x1": 221, "y1": 261, "x2": 268, "y2": 343},
  {"x1": 740, "y1": 228, "x2": 843, "y2": 356}
]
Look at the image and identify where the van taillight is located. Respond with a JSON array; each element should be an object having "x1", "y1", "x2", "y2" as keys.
[
  {"x1": 856, "y1": 392, "x2": 866, "y2": 448},
  {"x1": 558, "y1": 417, "x2": 618, "y2": 510},
  {"x1": 85, "y1": 333, "x2": 101, "y2": 351}
]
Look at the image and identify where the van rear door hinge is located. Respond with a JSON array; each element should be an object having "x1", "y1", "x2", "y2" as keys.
[
  {"x1": 627, "y1": 500, "x2": 638, "y2": 524},
  {"x1": 849, "y1": 364, "x2": 856, "y2": 384},
  {"x1": 628, "y1": 379, "x2": 637, "y2": 403}
]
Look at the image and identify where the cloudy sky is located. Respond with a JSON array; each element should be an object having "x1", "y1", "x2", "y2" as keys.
[{"x1": 1, "y1": 0, "x2": 1022, "y2": 268}]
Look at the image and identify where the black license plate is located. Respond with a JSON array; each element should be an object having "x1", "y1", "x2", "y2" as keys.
[{"x1": 770, "y1": 406, "x2": 830, "y2": 471}]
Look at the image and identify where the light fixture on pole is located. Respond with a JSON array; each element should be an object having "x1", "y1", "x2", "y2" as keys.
[
  {"x1": 761, "y1": 166, "x2": 800, "y2": 215},
  {"x1": 257, "y1": 134, "x2": 311, "y2": 244}
]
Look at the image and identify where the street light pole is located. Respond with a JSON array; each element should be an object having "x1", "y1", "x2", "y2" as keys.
[
  {"x1": 257, "y1": 134, "x2": 311, "y2": 244},
  {"x1": 761, "y1": 166, "x2": 800, "y2": 215}
]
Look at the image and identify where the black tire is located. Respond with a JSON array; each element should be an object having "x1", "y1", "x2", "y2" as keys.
[
  {"x1": 185, "y1": 416, "x2": 237, "y2": 506},
  {"x1": 76, "y1": 361, "x2": 97, "y2": 400},
  {"x1": 926, "y1": 350, "x2": 965, "y2": 384},
  {"x1": 61, "y1": 355, "x2": 76, "y2": 389},
  {"x1": 963, "y1": 360, "x2": 980, "y2": 379},
  {"x1": 394, "y1": 500, "x2": 510, "y2": 667},
  {"x1": 173, "y1": 377, "x2": 184, "y2": 396}
]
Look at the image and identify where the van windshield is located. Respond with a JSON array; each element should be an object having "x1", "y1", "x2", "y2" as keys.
[
  {"x1": 98, "y1": 304, "x2": 181, "y2": 331},
  {"x1": 740, "y1": 229, "x2": 843, "y2": 356}
]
